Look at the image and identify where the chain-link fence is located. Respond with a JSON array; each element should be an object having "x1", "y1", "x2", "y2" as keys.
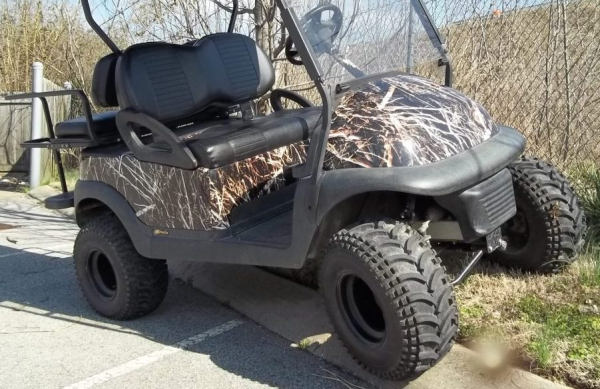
[
  {"x1": 424, "y1": 0, "x2": 600, "y2": 172},
  {"x1": 276, "y1": 0, "x2": 599, "y2": 172},
  {"x1": 10, "y1": 0, "x2": 597, "y2": 175}
]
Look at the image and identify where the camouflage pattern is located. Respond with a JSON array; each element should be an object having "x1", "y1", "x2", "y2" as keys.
[
  {"x1": 327, "y1": 74, "x2": 497, "y2": 168},
  {"x1": 80, "y1": 144, "x2": 306, "y2": 230},
  {"x1": 81, "y1": 74, "x2": 497, "y2": 231}
]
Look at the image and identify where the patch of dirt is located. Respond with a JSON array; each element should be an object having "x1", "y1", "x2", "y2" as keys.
[{"x1": 0, "y1": 174, "x2": 28, "y2": 192}]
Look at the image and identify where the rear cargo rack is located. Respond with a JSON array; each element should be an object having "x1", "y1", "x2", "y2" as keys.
[
  {"x1": 21, "y1": 137, "x2": 97, "y2": 150},
  {"x1": 5, "y1": 90, "x2": 100, "y2": 206}
]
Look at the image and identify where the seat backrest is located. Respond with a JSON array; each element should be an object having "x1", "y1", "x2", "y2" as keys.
[
  {"x1": 115, "y1": 33, "x2": 275, "y2": 125},
  {"x1": 91, "y1": 53, "x2": 119, "y2": 107}
]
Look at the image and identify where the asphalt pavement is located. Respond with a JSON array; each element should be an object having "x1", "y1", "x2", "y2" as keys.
[{"x1": 0, "y1": 190, "x2": 370, "y2": 389}]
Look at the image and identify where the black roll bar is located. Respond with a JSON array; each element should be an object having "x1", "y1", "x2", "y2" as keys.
[
  {"x1": 228, "y1": 0, "x2": 239, "y2": 33},
  {"x1": 81, "y1": 0, "x2": 121, "y2": 54}
]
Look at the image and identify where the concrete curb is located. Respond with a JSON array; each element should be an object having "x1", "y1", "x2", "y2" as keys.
[
  {"x1": 170, "y1": 261, "x2": 569, "y2": 389},
  {"x1": 28, "y1": 186, "x2": 75, "y2": 219},
  {"x1": 27, "y1": 185, "x2": 570, "y2": 389}
]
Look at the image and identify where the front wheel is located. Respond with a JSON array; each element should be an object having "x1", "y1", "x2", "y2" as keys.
[
  {"x1": 320, "y1": 221, "x2": 458, "y2": 381},
  {"x1": 490, "y1": 157, "x2": 587, "y2": 273},
  {"x1": 74, "y1": 214, "x2": 169, "y2": 320}
]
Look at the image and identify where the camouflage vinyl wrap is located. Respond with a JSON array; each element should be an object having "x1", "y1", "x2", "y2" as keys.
[
  {"x1": 81, "y1": 74, "x2": 497, "y2": 231},
  {"x1": 80, "y1": 144, "x2": 306, "y2": 230},
  {"x1": 327, "y1": 74, "x2": 498, "y2": 168}
]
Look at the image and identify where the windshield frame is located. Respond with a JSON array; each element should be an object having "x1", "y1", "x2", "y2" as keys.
[{"x1": 280, "y1": 0, "x2": 450, "y2": 88}]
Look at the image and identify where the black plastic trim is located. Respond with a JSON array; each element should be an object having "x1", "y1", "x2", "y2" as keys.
[
  {"x1": 45, "y1": 192, "x2": 75, "y2": 210},
  {"x1": 228, "y1": 0, "x2": 239, "y2": 33},
  {"x1": 74, "y1": 179, "x2": 319, "y2": 269},
  {"x1": 115, "y1": 109, "x2": 198, "y2": 170},
  {"x1": 229, "y1": 183, "x2": 297, "y2": 234},
  {"x1": 81, "y1": 0, "x2": 121, "y2": 54},
  {"x1": 315, "y1": 125, "x2": 525, "y2": 223},
  {"x1": 21, "y1": 137, "x2": 97, "y2": 149},
  {"x1": 435, "y1": 169, "x2": 516, "y2": 242},
  {"x1": 75, "y1": 180, "x2": 154, "y2": 258}
]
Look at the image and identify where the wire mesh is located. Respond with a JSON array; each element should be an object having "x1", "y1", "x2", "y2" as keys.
[{"x1": 423, "y1": 0, "x2": 600, "y2": 172}]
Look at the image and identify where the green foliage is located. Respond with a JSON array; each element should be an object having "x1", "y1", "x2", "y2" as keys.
[
  {"x1": 45, "y1": 168, "x2": 78, "y2": 191},
  {"x1": 518, "y1": 294, "x2": 600, "y2": 368},
  {"x1": 460, "y1": 304, "x2": 485, "y2": 320},
  {"x1": 578, "y1": 251, "x2": 600, "y2": 288},
  {"x1": 297, "y1": 338, "x2": 311, "y2": 350},
  {"x1": 570, "y1": 162, "x2": 600, "y2": 288},
  {"x1": 530, "y1": 327, "x2": 555, "y2": 368},
  {"x1": 571, "y1": 163, "x2": 600, "y2": 241}
]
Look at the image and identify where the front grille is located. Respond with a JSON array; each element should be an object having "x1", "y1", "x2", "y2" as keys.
[
  {"x1": 480, "y1": 174, "x2": 517, "y2": 226},
  {"x1": 436, "y1": 168, "x2": 516, "y2": 242}
]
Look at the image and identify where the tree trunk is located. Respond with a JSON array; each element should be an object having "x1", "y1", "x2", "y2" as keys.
[{"x1": 254, "y1": 0, "x2": 270, "y2": 52}]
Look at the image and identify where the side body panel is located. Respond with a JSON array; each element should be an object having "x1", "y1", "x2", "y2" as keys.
[{"x1": 80, "y1": 143, "x2": 307, "y2": 231}]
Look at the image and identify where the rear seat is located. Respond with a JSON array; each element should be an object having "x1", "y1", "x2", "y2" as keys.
[
  {"x1": 55, "y1": 111, "x2": 118, "y2": 140},
  {"x1": 54, "y1": 53, "x2": 121, "y2": 144}
]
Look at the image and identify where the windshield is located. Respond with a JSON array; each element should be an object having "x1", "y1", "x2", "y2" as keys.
[{"x1": 288, "y1": 0, "x2": 446, "y2": 87}]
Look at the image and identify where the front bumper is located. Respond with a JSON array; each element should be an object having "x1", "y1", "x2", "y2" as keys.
[{"x1": 435, "y1": 168, "x2": 517, "y2": 242}]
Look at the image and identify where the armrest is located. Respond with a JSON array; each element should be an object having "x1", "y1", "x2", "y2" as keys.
[
  {"x1": 115, "y1": 109, "x2": 198, "y2": 170},
  {"x1": 270, "y1": 89, "x2": 314, "y2": 112},
  {"x1": 5, "y1": 90, "x2": 99, "y2": 144}
]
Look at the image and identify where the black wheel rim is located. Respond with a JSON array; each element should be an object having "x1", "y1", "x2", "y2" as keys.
[
  {"x1": 87, "y1": 249, "x2": 117, "y2": 300},
  {"x1": 336, "y1": 273, "x2": 386, "y2": 346}
]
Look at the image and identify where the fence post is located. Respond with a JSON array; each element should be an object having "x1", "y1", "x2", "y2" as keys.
[
  {"x1": 29, "y1": 62, "x2": 44, "y2": 189},
  {"x1": 406, "y1": 3, "x2": 415, "y2": 73}
]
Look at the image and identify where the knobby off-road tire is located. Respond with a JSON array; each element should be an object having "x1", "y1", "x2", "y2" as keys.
[
  {"x1": 74, "y1": 214, "x2": 169, "y2": 320},
  {"x1": 320, "y1": 221, "x2": 458, "y2": 381},
  {"x1": 491, "y1": 157, "x2": 586, "y2": 273}
]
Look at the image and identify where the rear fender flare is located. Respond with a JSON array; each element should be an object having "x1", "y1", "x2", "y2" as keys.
[{"x1": 75, "y1": 180, "x2": 153, "y2": 257}]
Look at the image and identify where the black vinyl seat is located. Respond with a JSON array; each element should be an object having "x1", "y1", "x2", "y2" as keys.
[
  {"x1": 177, "y1": 107, "x2": 322, "y2": 168},
  {"x1": 114, "y1": 33, "x2": 322, "y2": 169},
  {"x1": 54, "y1": 53, "x2": 121, "y2": 145},
  {"x1": 55, "y1": 111, "x2": 118, "y2": 139}
]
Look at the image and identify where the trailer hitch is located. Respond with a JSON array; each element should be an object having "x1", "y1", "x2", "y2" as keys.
[
  {"x1": 451, "y1": 228, "x2": 507, "y2": 286},
  {"x1": 450, "y1": 250, "x2": 484, "y2": 286}
]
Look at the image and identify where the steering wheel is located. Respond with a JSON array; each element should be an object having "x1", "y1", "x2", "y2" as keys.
[
  {"x1": 285, "y1": 4, "x2": 343, "y2": 66},
  {"x1": 270, "y1": 89, "x2": 314, "y2": 112}
]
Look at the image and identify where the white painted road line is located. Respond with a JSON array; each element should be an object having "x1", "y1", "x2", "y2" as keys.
[
  {"x1": 0, "y1": 252, "x2": 26, "y2": 258},
  {"x1": 62, "y1": 319, "x2": 244, "y2": 389}
]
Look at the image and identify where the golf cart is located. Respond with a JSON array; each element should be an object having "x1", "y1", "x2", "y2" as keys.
[{"x1": 8, "y1": 0, "x2": 586, "y2": 381}]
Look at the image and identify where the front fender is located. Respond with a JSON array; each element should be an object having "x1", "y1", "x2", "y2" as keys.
[{"x1": 316, "y1": 125, "x2": 525, "y2": 223}]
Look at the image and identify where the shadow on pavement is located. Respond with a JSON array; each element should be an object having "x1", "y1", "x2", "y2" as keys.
[{"x1": 0, "y1": 243, "x2": 370, "y2": 389}]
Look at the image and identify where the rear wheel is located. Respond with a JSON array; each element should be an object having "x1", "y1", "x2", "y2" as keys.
[
  {"x1": 74, "y1": 214, "x2": 169, "y2": 320},
  {"x1": 491, "y1": 157, "x2": 586, "y2": 272},
  {"x1": 320, "y1": 221, "x2": 458, "y2": 381}
]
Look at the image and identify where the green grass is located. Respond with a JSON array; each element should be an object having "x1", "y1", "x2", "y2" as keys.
[
  {"x1": 43, "y1": 168, "x2": 79, "y2": 191},
  {"x1": 572, "y1": 163, "x2": 600, "y2": 288},
  {"x1": 578, "y1": 250, "x2": 600, "y2": 288},
  {"x1": 517, "y1": 294, "x2": 600, "y2": 375},
  {"x1": 572, "y1": 163, "x2": 600, "y2": 239},
  {"x1": 296, "y1": 338, "x2": 312, "y2": 350},
  {"x1": 454, "y1": 161, "x2": 600, "y2": 388},
  {"x1": 530, "y1": 327, "x2": 555, "y2": 368}
]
